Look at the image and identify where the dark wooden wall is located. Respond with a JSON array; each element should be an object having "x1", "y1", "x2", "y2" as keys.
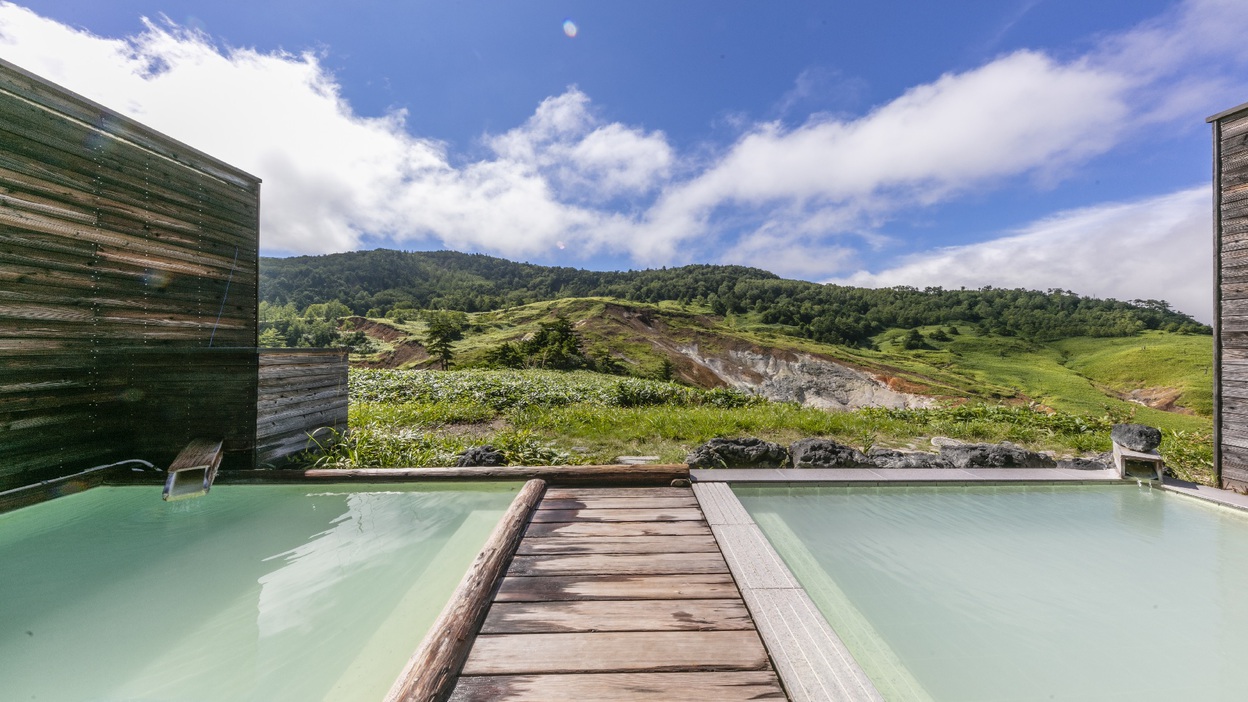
[
  {"x1": 257, "y1": 349, "x2": 349, "y2": 465},
  {"x1": 1212, "y1": 103, "x2": 1248, "y2": 490},
  {"x1": 0, "y1": 59, "x2": 262, "y2": 491}
]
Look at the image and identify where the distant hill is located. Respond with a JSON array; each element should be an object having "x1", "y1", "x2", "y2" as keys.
[{"x1": 260, "y1": 249, "x2": 1209, "y2": 348}]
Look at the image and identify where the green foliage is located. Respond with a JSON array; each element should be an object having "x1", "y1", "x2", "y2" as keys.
[
  {"x1": 260, "y1": 250, "x2": 1208, "y2": 346},
  {"x1": 309, "y1": 369, "x2": 1216, "y2": 485},
  {"x1": 422, "y1": 310, "x2": 467, "y2": 370}
]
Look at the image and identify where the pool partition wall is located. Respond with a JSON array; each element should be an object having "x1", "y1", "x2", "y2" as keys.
[
  {"x1": 729, "y1": 482, "x2": 1248, "y2": 701},
  {"x1": 0, "y1": 482, "x2": 520, "y2": 702}
]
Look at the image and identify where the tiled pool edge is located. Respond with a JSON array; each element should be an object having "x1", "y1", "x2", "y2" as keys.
[
  {"x1": 1158, "y1": 478, "x2": 1248, "y2": 512},
  {"x1": 693, "y1": 482, "x2": 884, "y2": 702},
  {"x1": 690, "y1": 467, "x2": 1127, "y2": 485}
]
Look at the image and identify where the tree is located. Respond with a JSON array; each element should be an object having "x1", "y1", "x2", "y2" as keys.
[{"x1": 423, "y1": 310, "x2": 467, "y2": 370}]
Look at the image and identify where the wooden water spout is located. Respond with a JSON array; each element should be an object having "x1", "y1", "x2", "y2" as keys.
[{"x1": 162, "y1": 439, "x2": 225, "y2": 501}]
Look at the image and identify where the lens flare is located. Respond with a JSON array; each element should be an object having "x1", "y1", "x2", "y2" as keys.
[{"x1": 562, "y1": 19, "x2": 578, "y2": 38}]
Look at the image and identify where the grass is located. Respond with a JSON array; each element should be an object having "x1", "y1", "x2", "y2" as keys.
[{"x1": 306, "y1": 368, "x2": 1216, "y2": 485}]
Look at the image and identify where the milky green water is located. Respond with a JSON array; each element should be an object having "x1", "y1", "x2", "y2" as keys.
[
  {"x1": 0, "y1": 483, "x2": 518, "y2": 702},
  {"x1": 735, "y1": 484, "x2": 1248, "y2": 702}
]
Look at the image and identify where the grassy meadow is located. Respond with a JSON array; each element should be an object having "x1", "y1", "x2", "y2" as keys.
[{"x1": 309, "y1": 365, "x2": 1215, "y2": 486}]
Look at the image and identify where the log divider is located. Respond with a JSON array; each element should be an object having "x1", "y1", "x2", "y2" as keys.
[{"x1": 384, "y1": 478, "x2": 547, "y2": 702}]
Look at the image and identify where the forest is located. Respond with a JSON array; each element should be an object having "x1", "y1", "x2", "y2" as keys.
[{"x1": 259, "y1": 249, "x2": 1209, "y2": 347}]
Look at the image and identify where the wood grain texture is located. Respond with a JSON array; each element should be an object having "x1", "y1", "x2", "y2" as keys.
[
  {"x1": 516, "y1": 535, "x2": 721, "y2": 555},
  {"x1": 529, "y1": 507, "x2": 706, "y2": 523},
  {"x1": 522, "y1": 520, "x2": 712, "y2": 538},
  {"x1": 0, "y1": 59, "x2": 263, "y2": 490},
  {"x1": 449, "y1": 672, "x2": 786, "y2": 701},
  {"x1": 494, "y1": 573, "x2": 740, "y2": 602},
  {"x1": 460, "y1": 631, "x2": 772, "y2": 674},
  {"x1": 384, "y1": 478, "x2": 546, "y2": 702},
  {"x1": 543, "y1": 487, "x2": 693, "y2": 499},
  {"x1": 537, "y1": 496, "x2": 699, "y2": 510},
  {"x1": 507, "y1": 551, "x2": 728, "y2": 576},
  {"x1": 480, "y1": 599, "x2": 754, "y2": 634}
]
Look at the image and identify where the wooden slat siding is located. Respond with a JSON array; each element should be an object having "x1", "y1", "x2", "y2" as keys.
[
  {"x1": 255, "y1": 349, "x2": 348, "y2": 465},
  {"x1": 1212, "y1": 109, "x2": 1248, "y2": 487},
  {"x1": 0, "y1": 60, "x2": 261, "y2": 491},
  {"x1": 450, "y1": 487, "x2": 787, "y2": 700}
]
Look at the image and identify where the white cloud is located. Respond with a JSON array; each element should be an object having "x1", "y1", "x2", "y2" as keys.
[
  {"x1": 0, "y1": 6, "x2": 658, "y2": 256},
  {"x1": 834, "y1": 187, "x2": 1214, "y2": 323},
  {"x1": 0, "y1": 0, "x2": 1243, "y2": 316}
]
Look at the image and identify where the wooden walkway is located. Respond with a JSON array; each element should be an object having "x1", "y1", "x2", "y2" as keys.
[{"x1": 448, "y1": 486, "x2": 788, "y2": 701}]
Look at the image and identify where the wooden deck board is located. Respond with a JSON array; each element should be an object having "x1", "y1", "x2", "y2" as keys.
[
  {"x1": 538, "y1": 496, "x2": 699, "y2": 510},
  {"x1": 542, "y1": 487, "x2": 693, "y2": 499},
  {"x1": 529, "y1": 507, "x2": 706, "y2": 522},
  {"x1": 449, "y1": 672, "x2": 786, "y2": 701},
  {"x1": 461, "y1": 631, "x2": 772, "y2": 674},
  {"x1": 480, "y1": 599, "x2": 754, "y2": 634},
  {"x1": 523, "y1": 520, "x2": 711, "y2": 537},
  {"x1": 446, "y1": 486, "x2": 790, "y2": 700},
  {"x1": 516, "y1": 534, "x2": 721, "y2": 555},
  {"x1": 507, "y1": 551, "x2": 728, "y2": 576},
  {"x1": 495, "y1": 573, "x2": 740, "y2": 602}
]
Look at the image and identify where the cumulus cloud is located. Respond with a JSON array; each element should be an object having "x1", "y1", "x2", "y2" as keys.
[
  {"x1": 0, "y1": 0, "x2": 1243, "y2": 309},
  {"x1": 834, "y1": 187, "x2": 1214, "y2": 323},
  {"x1": 0, "y1": 5, "x2": 654, "y2": 255}
]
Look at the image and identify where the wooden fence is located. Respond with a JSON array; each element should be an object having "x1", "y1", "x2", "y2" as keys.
[
  {"x1": 0, "y1": 59, "x2": 347, "y2": 492},
  {"x1": 1211, "y1": 101, "x2": 1248, "y2": 490},
  {"x1": 257, "y1": 349, "x2": 349, "y2": 466}
]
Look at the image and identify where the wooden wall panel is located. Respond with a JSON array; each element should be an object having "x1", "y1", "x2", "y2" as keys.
[
  {"x1": 1213, "y1": 105, "x2": 1248, "y2": 490},
  {"x1": 256, "y1": 350, "x2": 349, "y2": 466},
  {"x1": 0, "y1": 59, "x2": 262, "y2": 491}
]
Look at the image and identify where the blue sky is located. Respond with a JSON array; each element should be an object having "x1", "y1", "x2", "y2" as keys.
[{"x1": 5, "y1": 1, "x2": 1248, "y2": 321}]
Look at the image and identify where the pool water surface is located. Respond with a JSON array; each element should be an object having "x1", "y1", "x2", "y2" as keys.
[
  {"x1": 0, "y1": 483, "x2": 517, "y2": 702},
  {"x1": 735, "y1": 484, "x2": 1248, "y2": 702}
]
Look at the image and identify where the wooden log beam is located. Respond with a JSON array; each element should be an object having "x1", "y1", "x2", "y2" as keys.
[
  {"x1": 302, "y1": 464, "x2": 690, "y2": 486},
  {"x1": 384, "y1": 478, "x2": 546, "y2": 702}
]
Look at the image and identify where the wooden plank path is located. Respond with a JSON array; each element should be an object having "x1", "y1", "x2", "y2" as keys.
[{"x1": 448, "y1": 486, "x2": 788, "y2": 701}]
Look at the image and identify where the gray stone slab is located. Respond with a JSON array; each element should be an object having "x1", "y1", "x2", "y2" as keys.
[
  {"x1": 691, "y1": 469, "x2": 790, "y2": 482},
  {"x1": 742, "y1": 587, "x2": 884, "y2": 702},
  {"x1": 705, "y1": 488, "x2": 885, "y2": 702},
  {"x1": 711, "y1": 524, "x2": 801, "y2": 590},
  {"x1": 693, "y1": 467, "x2": 1125, "y2": 485},
  {"x1": 692, "y1": 482, "x2": 754, "y2": 525},
  {"x1": 1160, "y1": 479, "x2": 1248, "y2": 512}
]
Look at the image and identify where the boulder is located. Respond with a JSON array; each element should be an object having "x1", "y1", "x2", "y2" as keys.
[
  {"x1": 686, "y1": 437, "x2": 788, "y2": 469},
  {"x1": 789, "y1": 438, "x2": 873, "y2": 468},
  {"x1": 1058, "y1": 457, "x2": 1111, "y2": 471},
  {"x1": 455, "y1": 445, "x2": 506, "y2": 467},
  {"x1": 939, "y1": 442, "x2": 1057, "y2": 469},
  {"x1": 1111, "y1": 424, "x2": 1162, "y2": 452},
  {"x1": 867, "y1": 448, "x2": 953, "y2": 469}
]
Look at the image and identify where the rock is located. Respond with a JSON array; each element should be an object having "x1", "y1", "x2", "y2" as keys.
[
  {"x1": 867, "y1": 448, "x2": 953, "y2": 469},
  {"x1": 789, "y1": 438, "x2": 873, "y2": 468},
  {"x1": 930, "y1": 436, "x2": 963, "y2": 447},
  {"x1": 1058, "y1": 457, "x2": 1111, "y2": 471},
  {"x1": 939, "y1": 443, "x2": 1057, "y2": 469},
  {"x1": 455, "y1": 445, "x2": 506, "y2": 467},
  {"x1": 670, "y1": 478, "x2": 691, "y2": 487},
  {"x1": 1111, "y1": 423, "x2": 1162, "y2": 452},
  {"x1": 686, "y1": 437, "x2": 788, "y2": 469}
]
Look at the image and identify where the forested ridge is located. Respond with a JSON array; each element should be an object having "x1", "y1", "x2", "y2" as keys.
[{"x1": 260, "y1": 249, "x2": 1209, "y2": 346}]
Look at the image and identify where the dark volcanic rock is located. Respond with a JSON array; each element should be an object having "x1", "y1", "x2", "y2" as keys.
[
  {"x1": 455, "y1": 445, "x2": 506, "y2": 467},
  {"x1": 686, "y1": 437, "x2": 788, "y2": 469},
  {"x1": 867, "y1": 449, "x2": 953, "y2": 469},
  {"x1": 1111, "y1": 423, "x2": 1162, "y2": 452},
  {"x1": 940, "y1": 442, "x2": 1057, "y2": 469},
  {"x1": 790, "y1": 438, "x2": 873, "y2": 468},
  {"x1": 1058, "y1": 457, "x2": 1111, "y2": 471}
]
